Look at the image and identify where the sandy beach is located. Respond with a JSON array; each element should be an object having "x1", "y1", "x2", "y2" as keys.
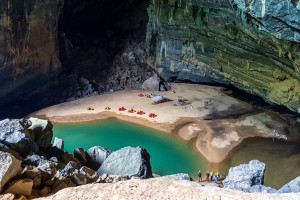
[{"x1": 32, "y1": 83, "x2": 290, "y2": 163}]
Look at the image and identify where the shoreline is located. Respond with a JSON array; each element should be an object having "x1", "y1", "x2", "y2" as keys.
[{"x1": 32, "y1": 83, "x2": 292, "y2": 163}]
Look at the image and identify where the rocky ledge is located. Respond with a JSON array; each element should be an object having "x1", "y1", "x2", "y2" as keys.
[{"x1": 0, "y1": 117, "x2": 300, "y2": 199}]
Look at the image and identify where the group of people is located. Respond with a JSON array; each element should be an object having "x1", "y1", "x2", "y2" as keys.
[{"x1": 197, "y1": 170, "x2": 221, "y2": 184}]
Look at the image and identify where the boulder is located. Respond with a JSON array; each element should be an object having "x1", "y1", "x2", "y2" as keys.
[
  {"x1": 60, "y1": 161, "x2": 78, "y2": 177},
  {"x1": 161, "y1": 173, "x2": 192, "y2": 181},
  {"x1": 141, "y1": 75, "x2": 159, "y2": 91},
  {"x1": 86, "y1": 146, "x2": 111, "y2": 171},
  {"x1": 97, "y1": 146, "x2": 152, "y2": 179},
  {"x1": 74, "y1": 166, "x2": 99, "y2": 185},
  {"x1": 222, "y1": 160, "x2": 266, "y2": 192},
  {"x1": 277, "y1": 176, "x2": 300, "y2": 193},
  {"x1": 59, "y1": 162, "x2": 98, "y2": 186},
  {"x1": 23, "y1": 154, "x2": 46, "y2": 167},
  {"x1": 36, "y1": 160, "x2": 58, "y2": 181},
  {"x1": 248, "y1": 185, "x2": 277, "y2": 193},
  {"x1": 52, "y1": 137, "x2": 64, "y2": 150},
  {"x1": 0, "y1": 119, "x2": 39, "y2": 156},
  {"x1": 21, "y1": 166, "x2": 42, "y2": 188},
  {"x1": 61, "y1": 152, "x2": 82, "y2": 167},
  {"x1": 0, "y1": 142, "x2": 22, "y2": 160},
  {"x1": 74, "y1": 148, "x2": 87, "y2": 164},
  {"x1": 0, "y1": 152, "x2": 22, "y2": 192},
  {"x1": 5, "y1": 179, "x2": 33, "y2": 197},
  {"x1": 25, "y1": 117, "x2": 53, "y2": 149}
]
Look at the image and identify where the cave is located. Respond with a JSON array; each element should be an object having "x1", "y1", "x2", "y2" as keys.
[{"x1": 58, "y1": 0, "x2": 150, "y2": 80}]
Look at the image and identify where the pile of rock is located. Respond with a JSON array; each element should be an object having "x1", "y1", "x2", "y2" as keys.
[
  {"x1": 222, "y1": 160, "x2": 300, "y2": 193},
  {"x1": 0, "y1": 118, "x2": 152, "y2": 198},
  {"x1": 64, "y1": 41, "x2": 153, "y2": 102}
]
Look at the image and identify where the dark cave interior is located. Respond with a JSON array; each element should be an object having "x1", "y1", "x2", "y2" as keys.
[{"x1": 58, "y1": 0, "x2": 150, "y2": 79}]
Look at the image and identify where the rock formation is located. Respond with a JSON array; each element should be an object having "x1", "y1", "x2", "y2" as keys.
[
  {"x1": 278, "y1": 176, "x2": 300, "y2": 193},
  {"x1": 0, "y1": 117, "x2": 154, "y2": 198},
  {"x1": 0, "y1": 0, "x2": 63, "y2": 104},
  {"x1": 222, "y1": 160, "x2": 266, "y2": 192},
  {"x1": 146, "y1": 0, "x2": 300, "y2": 113},
  {"x1": 97, "y1": 146, "x2": 152, "y2": 179},
  {"x1": 0, "y1": 151, "x2": 21, "y2": 192}
]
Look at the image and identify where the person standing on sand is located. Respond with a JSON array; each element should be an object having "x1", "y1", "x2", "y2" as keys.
[
  {"x1": 214, "y1": 172, "x2": 220, "y2": 184},
  {"x1": 197, "y1": 170, "x2": 202, "y2": 182},
  {"x1": 209, "y1": 171, "x2": 213, "y2": 181},
  {"x1": 206, "y1": 171, "x2": 210, "y2": 181}
]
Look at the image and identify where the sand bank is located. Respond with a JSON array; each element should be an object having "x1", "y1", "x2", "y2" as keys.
[{"x1": 32, "y1": 83, "x2": 290, "y2": 163}]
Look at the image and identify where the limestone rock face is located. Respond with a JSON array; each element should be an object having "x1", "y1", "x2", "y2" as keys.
[
  {"x1": 147, "y1": 0, "x2": 300, "y2": 113},
  {"x1": 0, "y1": 0, "x2": 63, "y2": 104},
  {"x1": 278, "y1": 176, "x2": 300, "y2": 193},
  {"x1": 86, "y1": 146, "x2": 111, "y2": 171},
  {"x1": 97, "y1": 146, "x2": 152, "y2": 179},
  {"x1": 0, "y1": 151, "x2": 22, "y2": 192},
  {"x1": 222, "y1": 160, "x2": 266, "y2": 192}
]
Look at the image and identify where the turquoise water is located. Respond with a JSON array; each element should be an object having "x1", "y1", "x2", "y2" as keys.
[{"x1": 53, "y1": 118, "x2": 205, "y2": 177}]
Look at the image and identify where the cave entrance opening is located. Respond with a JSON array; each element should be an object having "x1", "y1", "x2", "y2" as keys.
[{"x1": 58, "y1": 0, "x2": 150, "y2": 92}]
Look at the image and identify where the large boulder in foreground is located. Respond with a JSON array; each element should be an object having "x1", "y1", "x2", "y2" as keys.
[
  {"x1": 97, "y1": 146, "x2": 152, "y2": 179},
  {"x1": 86, "y1": 146, "x2": 111, "y2": 171},
  {"x1": 222, "y1": 160, "x2": 265, "y2": 192},
  {"x1": 0, "y1": 151, "x2": 22, "y2": 192},
  {"x1": 278, "y1": 176, "x2": 300, "y2": 193}
]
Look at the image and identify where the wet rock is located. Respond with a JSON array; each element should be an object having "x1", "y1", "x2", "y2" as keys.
[
  {"x1": 0, "y1": 119, "x2": 39, "y2": 156},
  {"x1": 277, "y1": 176, "x2": 300, "y2": 193},
  {"x1": 86, "y1": 146, "x2": 111, "y2": 171},
  {"x1": 222, "y1": 160, "x2": 266, "y2": 192},
  {"x1": 74, "y1": 148, "x2": 87, "y2": 164},
  {"x1": 0, "y1": 152, "x2": 22, "y2": 192},
  {"x1": 97, "y1": 146, "x2": 152, "y2": 179},
  {"x1": 5, "y1": 179, "x2": 33, "y2": 197},
  {"x1": 52, "y1": 137, "x2": 64, "y2": 150}
]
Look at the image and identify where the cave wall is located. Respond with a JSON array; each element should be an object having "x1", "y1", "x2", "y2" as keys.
[
  {"x1": 0, "y1": 0, "x2": 63, "y2": 103},
  {"x1": 146, "y1": 0, "x2": 300, "y2": 113}
]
